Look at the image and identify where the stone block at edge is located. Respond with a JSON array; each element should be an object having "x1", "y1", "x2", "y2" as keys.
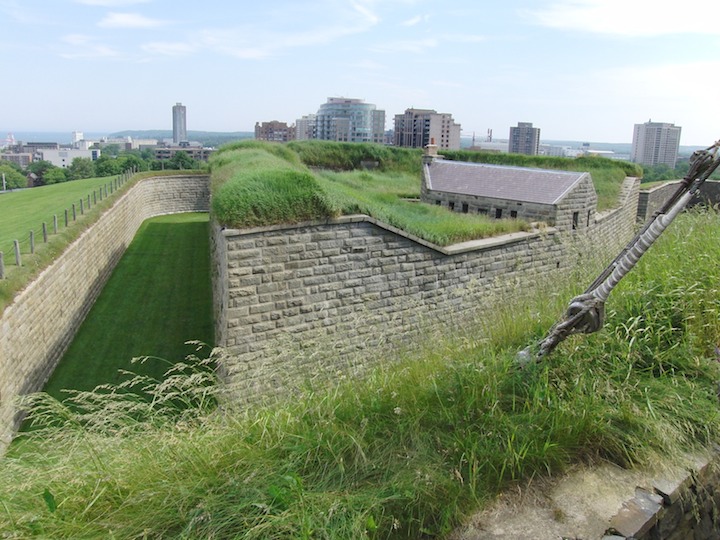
[{"x1": 608, "y1": 488, "x2": 663, "y2": 538}]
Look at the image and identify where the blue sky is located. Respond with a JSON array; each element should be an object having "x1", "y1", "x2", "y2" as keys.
[{"x1": 1, "y1": 0, "x2": 718, "y2": 145}]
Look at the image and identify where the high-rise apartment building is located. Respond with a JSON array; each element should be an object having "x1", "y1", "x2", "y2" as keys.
[
  {"x1": 393, "y1": 108, "x2": 461, "y2": 150},
  {"x1": 255, "y1": 121, "x2": 296, "y2": 142},
  {"x1": 509, "y1": 122, "x2": 541, "y2": 155},
  {"x1": 295, "y1": 114, "x2": 317, "y2": 140},
  {"x1": 172, "y1": 102, "x2": 187, "y2": 144},
  {"x1": 630, "y1": 121, "x2": 681, "y2": 168},
  {"x1": 315, "y1": 97, "x2": 385, "y2": 144}
]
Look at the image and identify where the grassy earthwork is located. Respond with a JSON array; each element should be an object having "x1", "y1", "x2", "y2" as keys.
[
  {"x1": 2, "y1": 141, "x2": 712, "y2": 539},
  {"x1": 3, "y1": 208, "x2": 719, "y2": 539}
]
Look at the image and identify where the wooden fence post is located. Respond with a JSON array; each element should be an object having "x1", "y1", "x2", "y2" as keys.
[
  {"x1": 0, "y1": 252, "x2": 4, "y2": 279},
  {"x1": 72, "y1": 203, "x2": 76, "y2": 221},
  {"x1": 54, "y1": 214, "x2": 58, "y2": 234},
  {"x1": 29, "y1": 231, "x2": 34, "y2": 254},
  {"x1": 42, "y1": 222, "x2": 48, "y2": 243},
  {"x1": 93, "y1": 190, "x2": 97, "y2": 205},
  {"x1": 65, "y1": 209, "x2": 68, "y2": 227},
  {"x1": 13, "y1": 240, "x2": 21, "y2": 266},
  {"x1": 80, "y1": 198, "x2": 84, "y2": 215}
]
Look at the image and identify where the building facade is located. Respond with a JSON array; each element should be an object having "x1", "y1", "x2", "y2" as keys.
[
  {"x1": 39, "y1": 148, "x2": 100, "y2": 168},
  {"x1": 295, "y1": 114, "x2": 317, "y2": 140},
  {"x1": 393, "y1": 108, "x2": 461, "y2": 150},
  {"x1": 631, "y1": 121, "x2": 681, "y2": 168},
  {"x1": 172, "y1": 102, "x2": 187, "y2": 144},
  {"x1": 315, "y1": 97, "x2": 385, "y2": 144},
  {"x1": 420, "y1": 148, "x2": 597, "y2": 231},
  {"x1": 255, "y1": 121, "x2": 296, "y2": 142},
  {"x1": 509, "y1": 122, "x2": 541, "y2": 155}
]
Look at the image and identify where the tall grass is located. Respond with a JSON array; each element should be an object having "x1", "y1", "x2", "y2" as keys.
[
  {"x1": 2, "y1": 209, "x2": 719, "y2": 539},
  {"x1": 316, "y1": 169, "x2": 529, "y2": 245},
  {"x1": 210, "y1": 144, "x2": 337, "y2": 227}
]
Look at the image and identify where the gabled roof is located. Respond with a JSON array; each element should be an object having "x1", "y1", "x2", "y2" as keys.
[{"x1": 425, "y1": 160, "x2": 588, "y2": 205}]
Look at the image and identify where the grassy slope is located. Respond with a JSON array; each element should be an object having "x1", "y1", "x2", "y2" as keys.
[
  {"x1": 43, "y1": 213, "x2": 214, "y2": 398},
  {"x1": 3, "y1": 209, "x2": 719, "y2": 539},
  {"x1": 0, "y1": 176, "x2": 116, "y2": 254}
]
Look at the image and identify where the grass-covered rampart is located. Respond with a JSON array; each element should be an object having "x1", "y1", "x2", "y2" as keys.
[
  {"x1": 3, "y1": 208, "x2": 719, "y2": 539},
  {"x1": 210, "y1": 141, "x2": 636, "y2": 245},
  {"x1": 211, "y1": 141, "x2": 648, "y2": 245}
]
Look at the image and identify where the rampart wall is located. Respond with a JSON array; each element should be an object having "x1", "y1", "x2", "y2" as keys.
[
  {"x1": 211, "y1": 177, "x2": 640, "y2": 402},
  {"x1": 0, "y1": 175, "x2": 210, "y2": 445},
  {"x1": 637, "y1": 180, "x2": 720, "y2": 221}
]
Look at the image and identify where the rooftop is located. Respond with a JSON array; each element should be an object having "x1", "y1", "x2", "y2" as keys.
[{"x1": 425, "y1": 160, "x2": 588, "y2": 205}]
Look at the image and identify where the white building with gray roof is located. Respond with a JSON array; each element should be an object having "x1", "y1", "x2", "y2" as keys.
[{"x1": 421, "y1": 150, "x2": 598, "y2": 231}]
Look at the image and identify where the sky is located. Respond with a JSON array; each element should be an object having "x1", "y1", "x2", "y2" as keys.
[{"x1": 1, "y1": 0, "x2": 719, "y2": 146}]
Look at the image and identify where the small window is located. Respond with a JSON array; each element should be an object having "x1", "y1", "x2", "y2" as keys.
[
  {"x1": 449, "y1": 201, "x2": 455, "y2": 211},
  {"x1": 495, "y1": 208, "x2": 502, "y2": 219},
  {"x1": 572, "y1": 211, "x2": 579, "y2": 230},
  {"x1": 435, "y1": 200, "x2": 441, "y2": 205},
  {"x1": 462, "y1": 202, "x2": 469, "y2": 214},
  {"x1": 478, "y1": 208, "x2": 488, "y2": 215},
  {"x1": 510, "y1": 210, "x2": 518, "y2": 218}
]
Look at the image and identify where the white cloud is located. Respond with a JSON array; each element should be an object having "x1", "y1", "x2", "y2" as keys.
[
  {"x1": 98, "y1": 12, "x2": 170, "y2": 29},
  {"x1": 141, "y1": 41, "x2": 196, "y2": 56},
  {"x1": 182, "y1": 2, "x2": 381, "y2": 61},
  {"x1": 401, "y1": 15, "x2": 423, "y2": 26},
  {"x1": 76, "y1": 0, "x2": 149, "y2": 5},
  {"x1": 352, "y1": 1, "x2": 381, "y2": 26},
  {"x1": 525, "y1": 0, "x2": 720, "y2": 36},
  {"x1": 60, "y1": 34, "x2": 121, "y2": 58},
  {"x1": 370, "y1": 37, "x2": 438, "y2": 54}
]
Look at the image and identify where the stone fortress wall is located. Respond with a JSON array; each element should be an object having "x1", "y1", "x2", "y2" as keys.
[
  {"x1": 0, "y1": 175, "x2": 210, "y2": 445},
  {"x1": 212, "y1": 176, "x2": 640, "y2": 401}
]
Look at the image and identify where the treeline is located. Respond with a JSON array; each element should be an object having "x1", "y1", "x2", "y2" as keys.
[
  {"x1": 0, "y1": 147, "x2": 206, "y2": 190},
  {"x1": 641, "y1": 157, "x2": 720, "y2": 183}
]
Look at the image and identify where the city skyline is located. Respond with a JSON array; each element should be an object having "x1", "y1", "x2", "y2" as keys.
[{"x1": 1, "y1": 0, "x2": 719, "y2": 146}]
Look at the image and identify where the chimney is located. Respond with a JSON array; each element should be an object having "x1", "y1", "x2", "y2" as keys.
[{"x1": 423, "y1": 137, "x2": 439, "y2": 165}]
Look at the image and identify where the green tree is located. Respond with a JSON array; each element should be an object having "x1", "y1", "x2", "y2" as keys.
[
  {"x1": 0, "y1": 163, "x2": 27, "y2": 189},
  {"x1": 101, "y1": 143, "x2": 121, "y2": 157},
  {"x1": 117, "y1": 153, "x2": 147, "y2": 172},
  {"x1": 168, "y1": 151, "x2": 196, "y2": 170},
  {"x1": 68, "y1": 157, "x2": 96, "y2": 180},
  {"x1": 26, "y1": 160, "x2": 55, "y2": 185},
  {"x1": 43, "y1": 168, "x2": 68, "y2": 185},
  {"x1": 94, "y1": 155, "x2": 122, "y2": 177}
]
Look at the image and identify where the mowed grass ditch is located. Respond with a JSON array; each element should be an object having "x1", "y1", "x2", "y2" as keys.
[
  {"x1": 42, "y1": 212, "x2": 214, "y2": 400},
  {"x1": 1, "y1": 140, "x2": 718, "y2": 538}
]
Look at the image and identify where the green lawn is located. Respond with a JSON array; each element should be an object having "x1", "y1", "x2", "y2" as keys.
[
  {"x1": 0, "y1": 176, "x2": 118, "y2": 257},
  {"x1": 43, "y1": 213, "x2": 214, "y2": 398}
]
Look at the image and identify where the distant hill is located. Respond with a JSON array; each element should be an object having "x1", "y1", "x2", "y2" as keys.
[{"x1": 109, "y1": 130, "x2": 254, "y2": 148}]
